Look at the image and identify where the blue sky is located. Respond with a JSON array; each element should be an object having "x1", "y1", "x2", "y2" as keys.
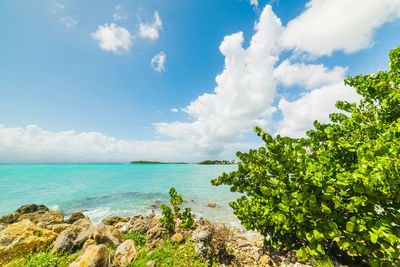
[{"x1": 1, "y1": 0, "x2": 400, "y2": 162}]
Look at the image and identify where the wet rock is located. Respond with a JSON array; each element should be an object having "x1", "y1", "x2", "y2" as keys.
[
  {"x1": 73, "y1": 226, "x2": 95, "y2": 249},
  {"x1": 207, "y1": 203, "x2": 217, "y2": 208},
  {"x1": 192, "y1": 226, "x2": 211, "y2": 243},
  {"x1": 171, "y1": 233, "x2": 184, "y2": 243},
  {"x1": 150, "y1": 204, "x2": 158, "y2": 209},
  {"x1": 16, "y1": 204, "x2": 49, "y2": 214},
  {"x1": 69, "y1": 244, "x2": 109, "y2": 267},
  {"x1": 0, "y1": 220, "x2": 57, "y2": 264},
  {"x1": 112, "y1": 240, "x2": 137, "y2": 266},
  {"x1": 51, "y1": 230, "x2": 76, "y2": 254},
  {"x1": 101, "y1": 216, "x2": 129, "y2": 226},
  {"x1": 65, "y1": 212, "x2": 85, "y2": 224},
  {"x1": 93, "y1": 223, "x2": 125, "y2": 247}
]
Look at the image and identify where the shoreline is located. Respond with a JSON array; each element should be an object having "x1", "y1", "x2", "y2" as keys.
[{"x1": 0, "y1": 203, "x2": 331, "y2": 266}]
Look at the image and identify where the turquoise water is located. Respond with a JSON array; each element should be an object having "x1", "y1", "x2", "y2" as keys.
[{"x1": 0, "y1": 164, "x2": 242, "y2": 226}]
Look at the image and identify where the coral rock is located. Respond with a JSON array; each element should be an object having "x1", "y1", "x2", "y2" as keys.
[
  {"x1": 112, "y1": 240, "x2": 137, "y2": 266},
  {"x1": 69, "y1": 244, "x2": 109, "y2": 267}
]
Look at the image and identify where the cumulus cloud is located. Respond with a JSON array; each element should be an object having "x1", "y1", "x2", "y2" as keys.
[
  {"x1": 274, "y1": 60, "x2": 347, "y2": 89},
  {"x1": 170, "y1": 108, "x2": 178, "y2": 113},
  {"x1": 139, "y1": 11, "x2": 163, "y2": 40},
  {"x1": 113, "y1": 5, "x2": 128, "y2": 21},
  {"x1": 281, "y1": 0, "x2": 400, "y2": 56},
  {"x1": 155, "y1": 5, "x2": 283, "y2": 154},
  {"x1": 277, "y1": 83, "x2": 361, "y2": 138},
  {"x1": 53, "y1": 2, "x2": 64, "y2": 13},
  {"x1": 60, "y1": 16, "x2": 77, "y2": 28},
  {"x1": 0, "y1": 124, "x2": 256, "y2": 162},
  {"x1": 91, "y1": 23, "x2": 132, "y2": 54},
  {"x1": 151, "y1": 52, "x2": 166, "y2": 73}
]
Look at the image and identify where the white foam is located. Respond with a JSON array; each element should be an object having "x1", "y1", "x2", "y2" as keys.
[{"x1": 49, "y1": 204, "x2": 59, "y2": 211}]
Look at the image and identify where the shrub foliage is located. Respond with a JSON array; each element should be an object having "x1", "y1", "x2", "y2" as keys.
[
  {"x1": 212, "y1": 46, "x2": 400, "y2": 265},
  {"x1": 160, "y1": 187, "x2": 194, "y2": 231}
]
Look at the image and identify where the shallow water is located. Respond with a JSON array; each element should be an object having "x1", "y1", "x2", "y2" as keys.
[{"x1": 0, "y1": 163, "x2": 243, "y2": 227}]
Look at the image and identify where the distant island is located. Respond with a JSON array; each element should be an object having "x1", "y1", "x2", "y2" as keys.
[
  {"x1": 129, "y1": 161, "x2": 188, "y2": 164},
  {"x1": 198, "y1": 160, "x2": 238, "y2": 165}
]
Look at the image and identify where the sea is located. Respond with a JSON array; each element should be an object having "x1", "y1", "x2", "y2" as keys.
[{"x1": 0, "y1": 163, "x2": 243, "y2": 228}]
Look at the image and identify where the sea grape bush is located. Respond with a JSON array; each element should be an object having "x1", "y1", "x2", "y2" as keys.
[
  {"x1": 160, "y1": 187, "x2": 194, "y2": 231},
  {"x1": 212, "y1": 46, "x2": 400, "y2": 265}
]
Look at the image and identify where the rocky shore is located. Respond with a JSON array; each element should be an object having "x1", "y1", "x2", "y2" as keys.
[{"x1": 0, "y1": 204, "x2": 324, "y2": 266}]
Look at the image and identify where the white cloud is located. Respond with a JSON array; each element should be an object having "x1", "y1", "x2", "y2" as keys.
[
  {"x1": 0, "y1": 124, "x2": 254, "y2": 162},
  {"x1": 170, "y1": 108, "x2": 178, "y2": 113},
  {"x1": 113, "y1": 5, "x2": 128, "y2": 21},
  {"x1": 274, "y1": 60, "x2": 347, "y2": 89},
  {"x1": 155, "y1": 5, "x2": 283, "y2": 154},
  {"x1": 54, "y1": 3, "x2": 65, "y2": 13},
  {"x1": 250, "y1": 0, "x2": 258, "y2": 7},
  {"x1": 60, "y1": 16, "x2": 77, "y2": 28},
  {"x1": 151, "y1": 52, "x2": 166, "y2": 73},
  {"x1": 139, "y1": 11, "x2": 163, "y2": 40},
  {"x1": 281, "y1": 0, "x2": 400, "y2": 56},
  {"x1": 91, "y1": 23, "x2": 132, "y2": 54},
  {"x1": 277, "y1": 83, "x2": 361, "y2": 138}
]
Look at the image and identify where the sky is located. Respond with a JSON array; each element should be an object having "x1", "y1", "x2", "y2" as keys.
[{"x1": 1, "y1": 0, "x2": 400, "y2": 163}]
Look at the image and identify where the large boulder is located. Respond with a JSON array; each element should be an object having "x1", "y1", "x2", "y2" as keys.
[
  {"x1": 112, "y1": 240, "x2": 137, "y2": 266},
  {"x1": 17, "y1": 210, "x2": 64, "y2": 226},
  {"x1": 46, "y1": 223, "x2": 83, "y2": 235},
  {"x1": 0, "y1": 220, "x2": 58, "y2": 264},
  {"x1": 73, "y1": 226, "x2": 95, "y2": 249},
  {"x1": 126, "y1": 212, "x2": 156, "y2": 234},
  {"x1": 65, "y1": 212, "x2": 85, "y2": 224},
  {"x1": 69, "y1": 244, "x2": 109, "y2": 267},
  {"x1": 101, "y1": 216, "x2": 129, "y2": 226},
  {"x1": 93, "y1": 223, "x2": 125, "y2": 247},
  {"x1": 51, "y1": 230, "x2": 76, "y2": 254},
  {"x1": 16, "y1": 204, "x2": 49, "y2": 214},
  {"x1": 72, "y1": 217, "x2": 93, "y2": 232}
]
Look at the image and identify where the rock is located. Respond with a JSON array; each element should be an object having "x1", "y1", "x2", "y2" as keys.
[
  {"x1": 17, "y1": 210, "x2": 64, "y2": 225},
  {"x1": 0, "y1": 213, "x2": 20, "y2": 225},
  {"x1": 16, "y1": 204, "x2": 49, "y2": 214},
  {"x1": 69, "y1": 244, "x2": 109, "y2": 267},
  {"x1": 114, "y1": 222, "x2": 129, "y2": 234},
  {"x1": 0, "y1": 220, "x2": 57, "y2": 264},
  {"x1": 207, "y1": 203, "x2": 217, "y2": 208},
  {"x1": 146, "y1": 225, "x2": 168, "y2": 249},
  {"x1": 93, "y1": 223, "x2": 125, "y2": 247},
  {"x1": 72, "y1": 217, "x2": 93, "y2": 231},
  {"x1": 112, "y1": 240, "x2": 137, "y2": 266},
  {"x1": 82, "y1": 239, "x2": 97, "y2": 252},
  {"x1": 51, "y1": 230, "x2": 76, "y2": 254},
  {"x1": 65, "y1": 212, "x2": 85, "y2": 224},
  {"x1": 171, "y1": 233, "x2": 184, "y2": 243},
  {"x1": 150, "y1": 204, "x2": 158, "y2": 209},
  {"x1": 47, "y1": 223, "x2": 83, "y2": 235},
  {"x1": 73, "y1": 226, "x2": 95, "y2": 249},
  {"x1": 191, "y1": 226, "x2": 211, "y2": 243},
  {"x1": 101, "y1": 216, "x2": 129, "y2": 226},
  {"x1": 127, "y1": 212, "x2": 156, "y2": 234},
  {"x1": 146, "y1": 260, "x2": 157, "y2": 267}
]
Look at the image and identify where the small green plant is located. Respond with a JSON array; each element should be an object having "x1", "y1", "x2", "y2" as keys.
[
  {"x1": 9, "y1": 247, "x2": 79, "y2": 267},
  {"x1": 159, "y1": 187, "x2": 194, "y2": 231},
  {"x1": 160, "y1": 203, "x2": 175, "y2": 231},
  {"x1": 179, "y1": 207, "x2": 194, "y2": 229},
  {"x1": 124, "y1": 230, "x2": 146, "y2": 247},
  {"x1": 169, "y1": 187, "x2": 183, "y2": 214}
]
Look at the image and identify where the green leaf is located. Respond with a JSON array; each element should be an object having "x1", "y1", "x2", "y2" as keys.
[
  {"x1": 370, "y1": 232, "x2": 378, "y2": 243},
  {"x1": 346, "y1": 221, "x2": 355, "y2": 232}
]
